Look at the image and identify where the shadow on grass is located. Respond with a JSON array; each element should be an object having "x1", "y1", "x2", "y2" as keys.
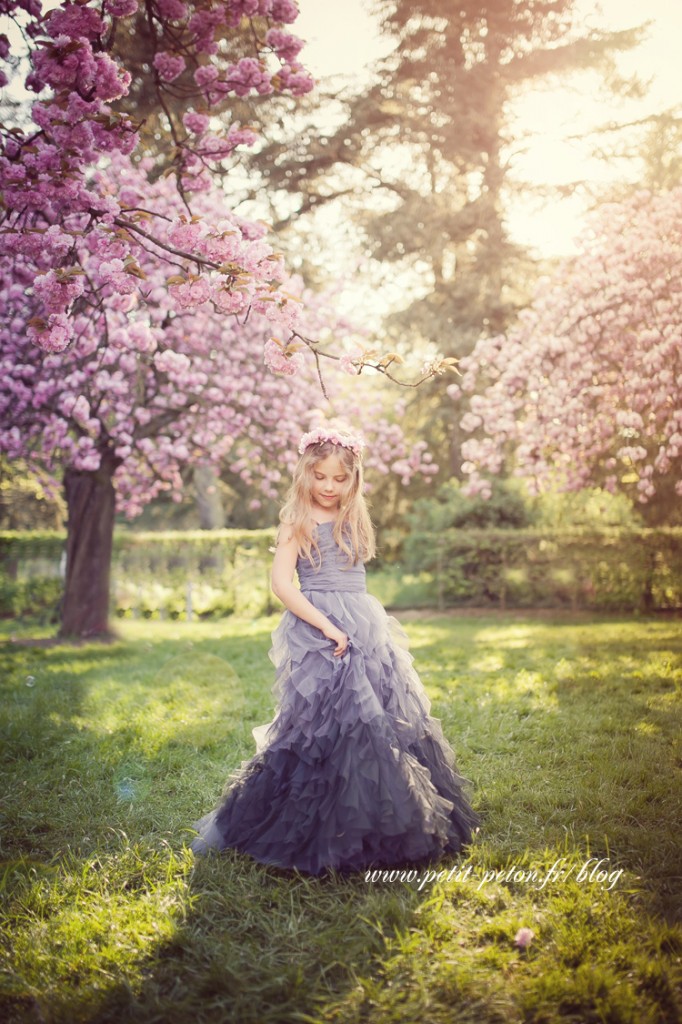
[{"x1": 1, "y1": 624, "x2": 439, "y2": 1023}]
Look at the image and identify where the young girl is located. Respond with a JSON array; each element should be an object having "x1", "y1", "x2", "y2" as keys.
[{"x1": 190, "y1": 426, "x2": 479, "y2": 874}]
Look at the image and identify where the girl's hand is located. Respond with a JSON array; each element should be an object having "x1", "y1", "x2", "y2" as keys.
[{"x1": 323, "y1": 623, "x2": 349, "y2": 657}]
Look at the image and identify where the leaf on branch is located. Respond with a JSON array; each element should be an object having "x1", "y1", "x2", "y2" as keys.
[
  {"x1": 92, "y1": 114, "x2": 125, "y2": 130},
  {"x1": 55, "y1": 267, "x2": 85, "y2": 280},
  {"x1": 218, "y1": 265, "x2": 248, "y2": 279},
  {"x1": 166, "y1": 275, "x2": 187, "y2": 286},
  {"x1": 378, "y1": 352, "x2": 405, "y2": 367},
  {"x1": 124, "y1": 259, "x2": 146, "y2": 280}
]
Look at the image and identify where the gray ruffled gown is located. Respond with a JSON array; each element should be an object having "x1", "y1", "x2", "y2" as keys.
[{"x1": 191, "y1": 521, "x2": 479, "y2": 874}]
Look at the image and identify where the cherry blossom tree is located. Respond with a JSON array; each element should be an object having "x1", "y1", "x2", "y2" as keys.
[
  {"x1": 1, "y1": 0, "x2": 453, "y2": 376},
  {"x1": 0, "y1": 152, "x2": 437, "y2": 636},
  {"x1": 0, "y1": 1, "x2": 441, "y2": 638},
  {"x1": 452, "y1": 187, "x2": 682, "y2": 522}
]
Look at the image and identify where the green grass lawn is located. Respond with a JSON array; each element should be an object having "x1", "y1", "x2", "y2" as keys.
[{"x1": 1, "y1": 611, "x2": 681, "y2": 1024}]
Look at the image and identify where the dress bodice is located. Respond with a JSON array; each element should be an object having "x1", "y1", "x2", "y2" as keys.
[{"x1": 296, "y1": 521, "x2": 367, "y2": 593}]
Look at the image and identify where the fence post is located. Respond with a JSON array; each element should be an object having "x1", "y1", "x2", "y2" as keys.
[
  {"x1": 186, "y1": 579, "x2": 193, "y2": 622},
  {"x1": 436, "y1": 536, "x2": 445, "y2": 611},
  {"x1": 641, "y1": 545, "x2": 655, "y2": 613}
]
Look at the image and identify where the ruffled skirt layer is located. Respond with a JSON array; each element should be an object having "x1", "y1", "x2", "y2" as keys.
[{"x1": 191, "y1": 591, "x2": 479, "y2": 875}]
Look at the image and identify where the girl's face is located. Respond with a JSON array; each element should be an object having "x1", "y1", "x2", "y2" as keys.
[{"x1": 310, "y1": 453, "x2": 350, "y2": 514}]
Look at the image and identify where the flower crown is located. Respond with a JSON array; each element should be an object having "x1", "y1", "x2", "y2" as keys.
[{"x1": 298, "y1": 427, "x2": 365, "y2": 457}]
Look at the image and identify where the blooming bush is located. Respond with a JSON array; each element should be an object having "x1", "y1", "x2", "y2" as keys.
[{"x1": 454, "y1": 188, "x2": 682, "y2": 511}]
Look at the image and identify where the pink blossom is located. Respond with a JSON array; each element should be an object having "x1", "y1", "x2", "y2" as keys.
[
  {"x1": 153, "y1": 52, "x2": 186, "y2": 82},
  {"x1": 75, "y1": 452, "x2": 102, "y2": 471},
  {"x1": 194, "y1": 65, "x2": 219, "y2": 89},
  {"x1": 212, "y1": 287, "x2": 250, "y2": 314},
  {"x1": 183, "y1": 110, "x2": 210, "y2": 134},
  {"x1": 169, "y1": 277, "x2": 211, "y2": 308},
  {"x1": 263, "y1": 338, "x2": 304, "y2": 376},
  {"x1": 252, "y1": 294, "x2": 301, "y2": 330},
  {"x1": 105, "y1": 0, "x2": 139, "y2": 15},
  {"x1": 94, "y1": 54, "x2": 131, "y2": 100},
  {"x1": 339, "y1": 354, "x2": 359, "y2": 376},
  {"x1": 95, "y1": 258, "x2": 137, "y2": 295},
  {"x1": 27, "y1": 313, "x2": 73, "y2": 353},
  {"x1": 225, "y1": 123, "x2": 259, "y2": 149},
  {"x1": 225, "y1": 0, "x2": 261, "y2": 21},
  {"x1": 167, "y1": 219, "x2": 203, "y2": 250},
  {"x1": 227, "y1": 57, "x2": 273, "y2": 97},
  {"x1": 154, "y1": 350, "x2": 191, "y2": 374},
  {"x1": 186, "y1": 6, "x2": 224, "y2": 53},
  {"x1": 195, "y1": 134, "x2": 235, "y2": 160},
  {"x1": 271, "y1": 0, "x2": 299, "y2": 23},
  {"x1": 46, "y1": 5, "x2": 104, "y2": 41},
  {"x1": 266, "y1": 28, "x2": 304, "y2": 63},
  {"x1": 33, "y1": 269, "x2": 85, "y2": 314},
  {"x1": 276, "y1": 62, "x2": 315, "y2": 96},
  {"x1": 72, "y1": 395, "x2": 91, "y2": 422},
  {"x1": 514, "y1": 928, "x2": 535, "y2": 949},
  {"x1": 127, "y1": 322, "x2": 158, "y2": 354}
]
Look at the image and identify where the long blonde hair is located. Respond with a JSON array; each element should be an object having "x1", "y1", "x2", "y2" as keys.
[{"x1": 279, "y1": 440, "x2": 376, "y2": 566}]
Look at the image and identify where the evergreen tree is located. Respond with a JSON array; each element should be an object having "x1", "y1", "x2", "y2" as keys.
[{"x1": 244, "y1": 1, "x2": 644, "y2": 478}]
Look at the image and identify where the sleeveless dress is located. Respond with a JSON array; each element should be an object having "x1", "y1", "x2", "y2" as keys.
[{"x1": 190, "y1": 521, "x2": 480, "y2": 874}]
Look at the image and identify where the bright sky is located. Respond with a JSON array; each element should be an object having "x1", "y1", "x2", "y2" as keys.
[{"x1": 294, "y1": 0, "x2": 682, "y2": 257}]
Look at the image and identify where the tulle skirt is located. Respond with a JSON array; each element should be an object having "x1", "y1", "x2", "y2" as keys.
[{"x1": 191, "y1": 590, "x2": 480, "y2": 875}]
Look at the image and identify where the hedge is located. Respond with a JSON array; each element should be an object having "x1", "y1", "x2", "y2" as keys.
[
  {"x1": 0, "y1": 529, "x2": 277, "y2": 622},
  {"x1": 399, "y1": 527, "x2": 682, "y2": 612},
  {"x1": 1, "y1": 527, "x2": 681, "y2": 621}
]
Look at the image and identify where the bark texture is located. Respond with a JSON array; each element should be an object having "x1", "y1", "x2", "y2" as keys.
[{"x1": 59, "y1": 450, "x2": 120, "y2": 639}]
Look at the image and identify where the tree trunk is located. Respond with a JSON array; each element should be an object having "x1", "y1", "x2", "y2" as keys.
[
  {"x1": 59, "y1": 449, "x2": 120, "y2": 640},
  {"x1": 193, "y1": 464, "x2": 225, "y2": 529}
]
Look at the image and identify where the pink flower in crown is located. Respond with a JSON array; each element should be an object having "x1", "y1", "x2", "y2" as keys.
[{"x1": 298, "y1": 427, "x2": 365, "y2": 457}]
